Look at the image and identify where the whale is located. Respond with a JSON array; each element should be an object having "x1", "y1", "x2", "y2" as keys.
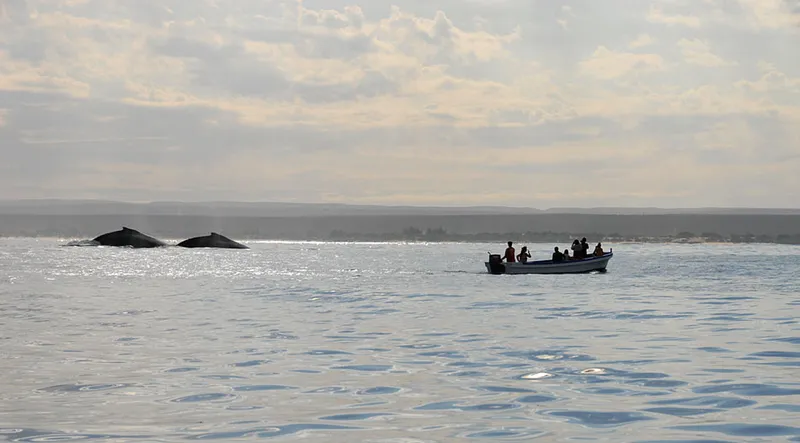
[
  {"x1": 177, "y1": 232, "x2": 249, "y2": 249},
  {"x1": 91, "y1": 226, "x2": 167, "y2": 248}
]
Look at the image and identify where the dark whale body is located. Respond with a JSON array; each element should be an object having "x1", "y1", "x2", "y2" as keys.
[
  {"x1": 177, "y1": 232, "x2": 248, "y2": 249},
  {"x1": 92, "y1": 227, "x2": 167, "y2": 248}
]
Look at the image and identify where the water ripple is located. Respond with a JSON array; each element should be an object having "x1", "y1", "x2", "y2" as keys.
[
  {"x1": 188, "y1": 424, "x2": 360, "y2": 440},
  {"x1": 170, "y1": 393, "x2": 237, "y2": 403},
  {"x1": 671, "y1": 424, "x2": 800, "y2": 437},
  {"x1": 38, "y1": 383, "x2": 134, "y2": 393},
  {"x1": 647, "y1": 396, "x2": 757, "y2": 409},
  {"x1": 692, "y1": 383, "x2": 800, "y2": 396},
  {"x1": 320, "y1": 412, "x2": 393, "y2": 421},
  {"x1": 233, "y1": 384, "x2": 296, "y2": 392},
  {"x1": 0, "y1": 429, "x2": 153, "y2": 441},
  {"x1": 542, "y1": 410, "x2": 655, "y2": 427}
]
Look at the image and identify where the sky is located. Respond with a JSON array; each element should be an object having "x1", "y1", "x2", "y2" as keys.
[{"x1": 1, "y1": 0, "x2": 799, "y2": 208}]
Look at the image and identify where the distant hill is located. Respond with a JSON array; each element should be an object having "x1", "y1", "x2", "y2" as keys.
[
  {"x1": 1, "y1": 200, "x2": 799, "y2": 243},
  {"x1": 1, "y1": 212, "x2": 799, "y2": 242},
  {"x1": 0, "y1": 199, "x2": 797, "y2": 217}
]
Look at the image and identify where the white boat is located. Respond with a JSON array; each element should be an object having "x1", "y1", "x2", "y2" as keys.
[{"x1": 485, "y1": 251, "x2": 613, "y2": 275}]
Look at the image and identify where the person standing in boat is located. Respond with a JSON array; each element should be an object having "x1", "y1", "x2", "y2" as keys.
[
  {"x1": 503, "y1": 241, "x2": 516, "y2": 262},
  {"x1": 517, "y1": 246, "x2": 531, "y2": 263},
  {"x1": 552, "y1": 246, "x2": 565, "y2": 262},
  {"x1": 571, "y1": 239, "x2": 582, "y2": 258},
  {"x1": 581, "y1": 237, "x2": 589, "y2": 258}
]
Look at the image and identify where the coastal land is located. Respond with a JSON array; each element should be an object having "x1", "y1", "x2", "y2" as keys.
[{"x1": 0, "y1": 200, "x2": 799, "y2": 244}]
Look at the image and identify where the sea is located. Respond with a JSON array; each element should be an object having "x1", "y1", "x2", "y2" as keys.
[{"x1": 1, "y1": 238, "x2": 799, "y2": 442}]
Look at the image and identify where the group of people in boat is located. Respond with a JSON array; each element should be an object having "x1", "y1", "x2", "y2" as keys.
[
  {"x1": 552, "y1": 237, "x2": 604, "y2": 262},
  {"x1": 500, "y1": 238, "x2": 606, "y2": 264}
]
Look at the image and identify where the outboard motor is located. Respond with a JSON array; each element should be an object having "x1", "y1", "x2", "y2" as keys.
[{"x1": 487, "y1": 253, "x2": 506, "y2": 275}]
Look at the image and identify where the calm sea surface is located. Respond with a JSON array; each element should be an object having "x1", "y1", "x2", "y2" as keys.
[{"x1": 1, "y1": 238, "x2": 799, "y2": 442}]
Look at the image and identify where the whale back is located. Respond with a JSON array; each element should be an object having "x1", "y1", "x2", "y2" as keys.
[
  {"x1": 177, "y1": 232, "x2": 248, "y2": 249},
  {"x1": 93, "y1": 227, "x2": 166, "y2": 248}
]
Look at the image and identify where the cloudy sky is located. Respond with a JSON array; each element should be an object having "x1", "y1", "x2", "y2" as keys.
[{"x1": 1, "y1": 0, "x2": 798, "y2": 207}]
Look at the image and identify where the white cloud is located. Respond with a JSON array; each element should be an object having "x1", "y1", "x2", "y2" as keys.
[
  {"x1": 677, "y1": 38, "x2": 735, "y2": 67},
  {"x1": 647, "y1": 4, "x2": 702, "y2": 28},
  {"x1": 580, "y1": 47, "x2": 664, "y2": 79},
  {"x1": 557, "y1": 5, "x2": 574, "y2": 30},
  {"x1": 629, "y1": 34, "x2": 655, "y2": 49},
  {"x1": 735, "y1": 62, "x2": 800, "y2": 116},
  {"x1": 737, "y1": 0, "x2": 800, "y2": 29},
  {"x1": 0, "y1": 0, "x2": 797, "y2": 207}
]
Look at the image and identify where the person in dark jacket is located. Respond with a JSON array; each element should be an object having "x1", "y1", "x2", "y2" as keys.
[{"x1": 580, "y1": 237, "x2": 589, "y2": 258}]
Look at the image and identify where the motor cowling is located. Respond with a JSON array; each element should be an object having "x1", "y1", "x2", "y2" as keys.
[{"x1": 487, "y1": 253, "x2": 506, "y2": 274}]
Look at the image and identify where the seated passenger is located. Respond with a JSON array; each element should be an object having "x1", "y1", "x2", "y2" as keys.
[
  {"x1": 552, "y1": 246, "x2": 565, "y2": 262},
  {"x1": 593, "y1": 242, "x2": 605, "y2": 256},
  {"x1": 517, "y1": 246, "x2": 531, "y2": 263},
  {"x1": 563, "y1": 249, "x2": 571, "y2": 260}
]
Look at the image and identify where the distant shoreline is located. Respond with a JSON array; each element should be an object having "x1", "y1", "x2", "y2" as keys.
[{"x1": 1, "y1": 212, "x2": 799, "y2": 245}]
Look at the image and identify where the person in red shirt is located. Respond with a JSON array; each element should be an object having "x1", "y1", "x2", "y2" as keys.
[{"x1": 503, "y1": 241, "x2": 516, "y2": 262}]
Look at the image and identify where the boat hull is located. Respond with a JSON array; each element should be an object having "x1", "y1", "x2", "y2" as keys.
[{"x1": 485, "y1": 252, "x2": 613, "y2": 275}]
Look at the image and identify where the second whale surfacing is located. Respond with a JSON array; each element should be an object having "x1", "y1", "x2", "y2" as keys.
[
  {"x1": 177, "y1": 232, "x2": 249, "y2": 249},
  {"x1": 92, "y1": 227, "x2": 167, "y2": 248}
]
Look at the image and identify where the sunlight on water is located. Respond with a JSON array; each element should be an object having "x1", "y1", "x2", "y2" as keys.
[{"x1": 0, "y1": 239, "x2": 798, "y2": 442}]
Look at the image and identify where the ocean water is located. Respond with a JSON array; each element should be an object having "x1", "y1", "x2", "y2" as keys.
[{"x1": 1, "y1": 238, "x2": 799, "y2": 442}]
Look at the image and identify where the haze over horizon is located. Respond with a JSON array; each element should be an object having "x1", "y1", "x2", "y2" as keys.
[{"x1": 1, "y1": 0, "x2": 799, "y2": 208}]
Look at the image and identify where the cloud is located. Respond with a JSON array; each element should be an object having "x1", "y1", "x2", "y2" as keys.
[
  {"x1": 737, "y1": 0, "x2": 800, "y2": 29},
  {"x1": 629, "y1": 34, "x2": 655, "y2": 49},
  {"x1": 580, "y1": 47, "x2": 664, "y2": 79},
  {"x1": 647, "y1": 4, "x2": 702, "y2": 28},
  {"x1": 0, "y1": 0, "x2": 798, "y2": 207},
  {"x1": 556, "y1": 5, "x2": 575, "y2": 30},
  {"x1": 677, "y1": 38, "x2": 735, "y2": 67}
]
